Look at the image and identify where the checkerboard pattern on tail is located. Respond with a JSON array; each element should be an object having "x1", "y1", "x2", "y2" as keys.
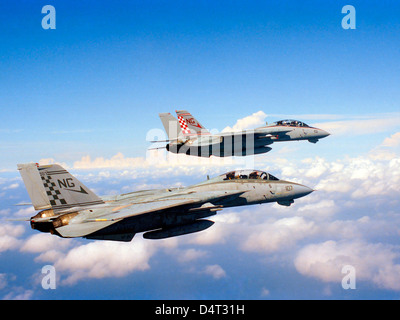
[
  {"x1": 40, "y1": 174, "x2": 67, "y2": 206},
  {"x1": 178, "y1": 115, "x2": 191, "y2": 135},
  {"x1": 175, "y1": 110, "x2": 210, "y2": 136},
  {"x1": 37, "y1": 164, "x2": 105, "y2": 212}
]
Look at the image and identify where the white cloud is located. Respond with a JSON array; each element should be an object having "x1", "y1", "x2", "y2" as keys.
[
  {"x1": 71, "y1": 151, "x2": 238, "y2": 172},
  {"x1": 54, "y1": 238, "x2": 157, "y2": 285},
  {"x1": 0, "y1": 274, "x2": 24, "y2": 300},
  {"x1": 0, "y1": 209, "x2": 11, "y2": 216},
  {"x1": 294, "y1": 240, "x2": 400, "y2": 290},
  {"x1": 0, "y1": 274, "x2": 8, "y2": 290},
  {"x1": 3, "y1": 127, "x2": 400, "y2": 294},
  {"x1": 2, "y1": 183, "x2": 19, "y2": 191},
  {"x1": 188, "y1": 213, "x2": 240, "y2": 246},
  {"x1": 187, "y1": 222, "x2": 229, "y2": 246},
  {"x1": 20, "y1": 233, "x2": 73, "y2": 255},
  {"x1": 296, "y1": 199, "x2": 337, "y2": 219},
  {"x1": 381, "y1": 132, "x2": 400, "y2": 148},
  {"x1": 369, "y1": 132, "x2": 400, "y2": 161},
  {"x1": 2, "y1": 288, "x2": 34, "y2": 300},
  {"x1": 0, "y1": 223, "x2": 25, "y2": 253},
  {"x1": 73, "y1": 153, "x2": 146, "y2": 170},
  {"x1": 176, "y1": 248, "x2": 208, "y2": 263},
  {"x1": 222, "y1": 111, "x2": 267, "y2": 132},
  {"x1": 31, "y1": 139, "x2": 399, "y2": 289},
  {"x1": 240, "y1": 216, "x2": 317, "y2": 253},
  {"x1": 306, "y1": 154, "x2": 400, "y2": 199},
  {"x1": 260, "y1": 287, "x2": 270, "y2": 297},
  {"x1": 0, "y1": 235, "x2": 21, "y2": 254},
  {"x1": 14, "y1": 206, "x2": 36, "y2": 218},
  {"x1": 302, "y1": 157, "x2": 330, "y2": 178},
  {"x1": 38, "y1": 158, "x2": 70, "y2": 169},
  {"x1": 203, "y1": 264, "x2": 226, "y2": 279}
]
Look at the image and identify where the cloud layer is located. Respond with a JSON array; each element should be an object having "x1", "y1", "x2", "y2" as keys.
[{"x1": 1, "y1": 113, "x2": 400, "y2": 299}]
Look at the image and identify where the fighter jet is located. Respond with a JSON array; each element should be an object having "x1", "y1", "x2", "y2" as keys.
[
  {"x1": 17, "y1": 163, "x2": 313, "y2": 242},
  {"x1": 156, "y1": 110, "x2": 330, "y2": 157}
]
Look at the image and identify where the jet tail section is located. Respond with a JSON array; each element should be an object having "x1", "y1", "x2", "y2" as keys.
[
  {"x1": 17, "y1": 163, "x2": 51, "y2": 210},
  {"x1": 159, "y1": 113, "x2": 182, "y2": 141},
  {"x1": 18, "y1": 163, "x2": 104, "y2": 213},
  {"x1": 175, "y1": 110, "x2": 210, "y2": 136}
]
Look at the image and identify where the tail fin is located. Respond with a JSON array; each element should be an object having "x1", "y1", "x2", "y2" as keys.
[
  {"x1": 18, "y1": 163, "x2": 104, "y2": 213},
  {"x1": 159, "y1": 113, "x2": 182, "y2": 141},
  {"x1": 17, "y1": 163, "x2": 51, "y2": 210},
  {"x1": 175, "y1": 110, "x2": 210, "y2": 135}
]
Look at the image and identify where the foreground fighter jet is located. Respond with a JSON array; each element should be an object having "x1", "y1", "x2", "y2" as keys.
[
  {"x1": 156, "y1": 110, "x2": 330, "y2": 157},
  {"x1": 17, "y1": 163, "x2": 313, "y2": 242}
]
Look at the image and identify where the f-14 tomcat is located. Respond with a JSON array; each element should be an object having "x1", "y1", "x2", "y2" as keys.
[
  {"x1": 17, "y1": 163, "x2": 313, "y2": 242},
  {"x1": 156, "y1": 110, "x2": 330, "y2": 157}
]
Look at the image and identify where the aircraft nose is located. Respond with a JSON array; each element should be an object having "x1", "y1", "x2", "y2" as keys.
[
  {"x1": 293, "y1": 184, "x2": 314, "y2": 199},
  {"x1": 319, "y1": 129, "x2": 330, "y2": 138}
]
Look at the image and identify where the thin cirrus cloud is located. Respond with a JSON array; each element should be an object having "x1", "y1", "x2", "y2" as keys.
[{"x1": 312, "y1": 113, "x2": 400, "y2": 136}]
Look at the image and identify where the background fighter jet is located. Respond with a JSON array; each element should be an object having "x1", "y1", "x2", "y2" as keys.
[
  {"x1": 17, "y1": 163, "x2": 313, "y2": 242},
  {"x1": 156, "y1": 110, "x2": 330, "y2": 157}
]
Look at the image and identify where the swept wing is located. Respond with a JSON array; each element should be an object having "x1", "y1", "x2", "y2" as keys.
[{"x1": 55, "y1": 189, "x2": 246, "y2": 238}]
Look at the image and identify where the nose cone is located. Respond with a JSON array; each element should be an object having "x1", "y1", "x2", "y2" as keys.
[
  {"x1": 293, "y1": 184, "x2": 314, "y2": 199},
  {"x1": 319, "y1": 129, "x2": 330, "y2": 139}
]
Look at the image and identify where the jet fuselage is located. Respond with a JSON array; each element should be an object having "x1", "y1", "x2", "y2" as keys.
[
  {"x1": 22, "y1": 165, "x2": 313, "y2": 241},
  {"x1": 166, "y1": 121, "x2": 330, "y2": 157}
]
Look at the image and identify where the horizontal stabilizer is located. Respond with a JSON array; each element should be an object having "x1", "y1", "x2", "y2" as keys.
[
  {"x1": 5, "y1": 217, "x2": 31, "y2": 222},
  {"x1": 56, "y1": 220, "x2": 118, "y2": 238},
  {"x1": 147, "y1": 146, "x2": 167, "y2": 151}
]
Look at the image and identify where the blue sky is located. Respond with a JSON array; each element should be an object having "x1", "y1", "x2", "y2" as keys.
[
  {"x1": 1, "y1": 0, "x2": 400, "y2": 300},
  {"x1": 1, "y1": 0, "x2": 399, "y2": 165}
]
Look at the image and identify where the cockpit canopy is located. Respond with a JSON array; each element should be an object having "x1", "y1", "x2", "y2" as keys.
[
  {"x1": 273, "y1": 119, "x2": 309, "y2": 127},
  {"x1": 221, "y1": 170, "x2": 279, "y2": 181}
]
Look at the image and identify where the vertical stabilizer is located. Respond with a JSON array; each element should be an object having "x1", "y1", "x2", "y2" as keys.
[
  {"x1": 38, "y1": 164, "x2": 104, "y2": 212},
  {"x1": 159, "y1": 113, "x2": 182, "y2": 140},
  {"x1": 17, "y1": 163, "x2": 51, "y2": 210},
  {"x1": 18, "y1": 163, "x2": 104, "y2": 213},
  {"x1": 175, "y1": 110, "x2": 210, "y2": 135}
]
